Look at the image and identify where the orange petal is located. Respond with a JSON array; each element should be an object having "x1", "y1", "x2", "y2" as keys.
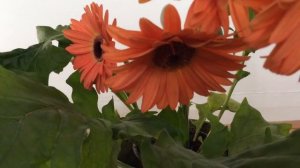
[
  {"x1": 166, "y1": 71, "x2": 179, "y2": 110},
  {"x1": 107, "y1": 26, "x2": 154, "y2": 48},
  {"x1": 139, "y1": 18, "x2": 163, "y2": 39},
  {"x1": 162, "y1": 4, "x2": 181, "y2": 34}
]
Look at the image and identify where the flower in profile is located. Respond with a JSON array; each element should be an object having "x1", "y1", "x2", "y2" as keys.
[
  {"x1": 243, "y1": 0, "x2": 300, "y2": 75},
  {"x1": 104, "y1": 4, "x2": 248, "y2": 112},
  {"x1": 64, "y1": 3, "x2": 116, "y2": 92}
]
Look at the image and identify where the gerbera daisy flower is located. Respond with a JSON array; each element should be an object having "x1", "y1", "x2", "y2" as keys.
[
  {"x1": 243, "y1": 0, "x2": 300, "y2": 75},
  {"x1": 104, "y1": 4, "x2": 248, "y2": 112},
  {"x1": 228, "y1": 0, "x2": 273, "y2": 37},
  {"x1": 64, "y1": 3, "x2": 116, "y2": 92},
  {"x1": 185, "y1": 0, "x2": 229, "y2": 35}
]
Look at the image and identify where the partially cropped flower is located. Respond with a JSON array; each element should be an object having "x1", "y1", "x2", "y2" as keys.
[
  {"x1": 244, "y1": 0, "x2": 300, "y2": 75},
  {"x1": 104, "y1": 4, "x2": 248, "y2": 112},
  {"x1": 64, "y1": 3, "x2": 116, "y2": 92},
  {"x1": 228, "y1": 0, "x2": 273, "y2": 37},
  {"x1": 138, "y1": 0, "x2": 151, "y2": 3},
  {"x1": 185, "y1": 0, "x2": 229, "y2": 35}
]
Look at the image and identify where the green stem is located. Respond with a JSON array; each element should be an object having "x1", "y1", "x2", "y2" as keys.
[
  {"x1": 179, "y1": 104, "x2": 190, "y2": 146},
  {"x1": 114, "y1": 92, "x2": 134, "y2": 111},
  {"x1": 192, "y1": 118, "x2": 206, "y2": 142},
  {"x1": 218, "y1": 78, "x2": 239, "y2": 119},
  {"x1": 125, "y1": 92, "x2": 139, "y2": 110},
  {"x1": 218, "y1": 51, "x2": 250, "y2": 120}
]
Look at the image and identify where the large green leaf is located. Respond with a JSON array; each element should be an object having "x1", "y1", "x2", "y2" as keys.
[
  {"x1": 0, "y1": 43, "x2": 72, "y2": 84},
  {"x1": 66, "y1": 71, "x2": 101, "y2": 118},
  {"x1": 140, "y1": 131, "x2": 227, "y2": 168},
  {"x1": 223, "y1": 129, "x2": 300, "y2": 168},
  {"x1": 228, "y1": 99, "x2": 292, "y2": 155},
  {"x1": 0, "y1": 67, "x2": 116, "y2": 168},
  {"x1": 80, "y1": 119, "x2": 119, "y2": 168}
]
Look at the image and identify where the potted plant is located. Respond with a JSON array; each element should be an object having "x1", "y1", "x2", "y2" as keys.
[{"x1": 0, "y1": 0, "x2": 299, "y2": 167}]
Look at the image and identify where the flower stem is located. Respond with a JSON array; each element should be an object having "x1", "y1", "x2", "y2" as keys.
[
  {"x1": 218, "y1": 79, "x2": 239, "y2": 119},
  {"x1": 218, "y1": 51, "x2": 250, "y2": 120},
  {"x1": 114, "y1": 92, "x2": 134, "y2": 111}
]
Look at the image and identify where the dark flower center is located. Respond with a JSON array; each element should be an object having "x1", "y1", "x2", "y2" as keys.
[
  {"x1": 153, "y1": 41, "x2": 195, "y2": 69},
  {"x1": 93, "y1": 38, "x2": 103, "y2": 60}
]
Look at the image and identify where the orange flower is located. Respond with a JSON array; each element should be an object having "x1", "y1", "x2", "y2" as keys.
[
  {"x1": 244, "y1": 0, "x2": 300, "y2": 75},
  {"x1": 104, "y1": 4, "x2": 248, "y2": 112},
  {"x1": 139, "y1": 0, "x2": 151, "y2": 3},
  {"x1": 185, "y1": 0, "x2": 229, "y2": 35},
  {"x1": 228, "y1": 0, "x2": 273, "y2": 37},
  {"x1": 64, "y1": 3, "x2": 116, "y2": 92}
]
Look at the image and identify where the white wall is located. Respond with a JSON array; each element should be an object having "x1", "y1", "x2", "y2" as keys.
[{"x1": 0, "y1": 0, "x2": 299, "y2": 123}]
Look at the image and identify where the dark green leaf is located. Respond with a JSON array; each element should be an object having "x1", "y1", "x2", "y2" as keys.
[
  {"x1": 0, "y1": 67, "x2": 116, "y2": 168},
  {"x1": 223, "y1": 129, "x2": 300, "y2": 168},
  {"x1": 102, "y1": 98, "x2": 120, "y2": 123},
  {"x1": 157, "y1": 107, "x2": 189, "y2": 144},
  {"x1": 67, "y1": 71, "x2": 101, "y2": 118},
  {"x1": 201, "y1": 113, "x2": 230, "y2": 158},
  {"x1": 140, "y1": 131, "x2": 227, "y2": 168},
  {"x1": 0, "y1": 67, "x2": 87, "y2": 168},
  {"x1": 228, "y1": 99, "x2": 292, "y2": 155},
  {"x1": 0, "y1": 44, "x2": 72, "y2": 84},
  {"x1": 112, "y1": 111, "x2": 183, "y2": 142},
  {"x1": 248, "y1": 8, "x2": 256, "y2": 21},
  {"x1": 236, "y1": 70, "x2": 250, "y2": 81},
  {"x1": 80, "y1": 119, "x2": 119, "y2": 168}
]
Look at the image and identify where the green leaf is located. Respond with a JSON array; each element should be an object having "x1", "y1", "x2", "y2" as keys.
[
  {"x1": 207, "y1": 93, "x2": 240, "y2": 112},
  {"x1": 112, "y1": 111, "x2": 183, "y2": 142},
  {"x1": 140, "y1": 131, "x2": 227, "y2": 168},
  {"x1": 0, "y1": 67, "x2": 116, "y2": 168},
  {"x1": 80, "y1": 119, "x2": 119, "y2": 168},
  {"x1": 102, "y1": 98, "x2": 120, "y2": 123},
  {"x1": 223, "y1": 129, "x2": 300, "y2": 168},
  {"x1": 36, "y1": 25, "x2": 71, "y2": 48},
  {"x1": 0, "y1": 67, "x2": 87, "y2": 167},
  {"x1": 201, "y1": 113, "x2": 230, "y2": 158},
  {"x1": 0, "y1": 44, "x2": 72, "y2": 84},
  {"x1": 157, "y1": 107, "x2": 189, "y2": 144},
  {"x1": 66, "y1": 71, "x2": 101, "y2": 118},
  {"x1": 248, "y1": 8, "x2": 256, "y2": 21},
  {"x1": 236, "y1": 70, "x2": 250, "y2": 81},
  {"x1": 228, "y1": 99, "x2": 292, "y2": 155}
]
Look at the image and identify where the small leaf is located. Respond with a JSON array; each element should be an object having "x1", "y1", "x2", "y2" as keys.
[
  {"x1": 236, "y1": 70, "x2": 250, "y2": 81},
  {"x1": 66, "y1": 71, "x2": 101, "y2": 118},
  {"x1": 207, "y1": 93, "x2": 240, "y2": 112},
  {"x1": 102, "y1": 98, "x2": 120, "y2": 123}
]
